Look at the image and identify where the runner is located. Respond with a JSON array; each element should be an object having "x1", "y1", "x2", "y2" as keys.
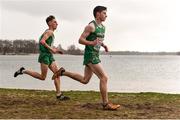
[
  {"x1": 52, "y1": 6, "x2": 120, "y2": 110},
  {"x1": 14, "y1": 15, "x2": 70, "y2": 101}
]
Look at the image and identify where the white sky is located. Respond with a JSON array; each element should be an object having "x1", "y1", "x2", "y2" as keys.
[{"x1": 1, "y1": 0, "x2": 180, "y2": 52}]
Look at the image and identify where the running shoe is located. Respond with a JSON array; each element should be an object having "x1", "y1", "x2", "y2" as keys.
[
  {"x1": 56, "y1": 94, "x2": 70, "y2": 101},
  {"x1": 103, "y1": 102, "x2": 121, "y2": 110},
  {"x1": 52, "y1": 67, "x2": 65, "y2": 80},
  {"x1": 14, "y1": 67, "x2": 25, "y2": 77}
]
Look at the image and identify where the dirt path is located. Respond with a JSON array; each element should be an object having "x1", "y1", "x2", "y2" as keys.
[{"x1": 0, "y1": 88, "x2": 180, "y2": 119}]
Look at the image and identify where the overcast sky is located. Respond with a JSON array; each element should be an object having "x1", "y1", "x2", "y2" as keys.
[{"x1": 1, "y1": 0, "x2": 180, "y2": 52}]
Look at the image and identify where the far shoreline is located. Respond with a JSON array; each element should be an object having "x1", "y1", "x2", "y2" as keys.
[{"x1": 0, "y1": 51, "x2": 180, "y2": 56}]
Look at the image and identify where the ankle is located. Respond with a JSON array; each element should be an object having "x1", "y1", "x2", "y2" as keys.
[
  {"x1": 102, "y1": 102, "x2": 108, "y2": 107},
  {"x1": 56, "y1": 92, "x2": 62, "y2": 96},
  {"x1": 61, "y1": 71, "x2": 65, "y2": 76},
  {"x1": 22, "y1": 70, "x2": 25, "y2": 74}
]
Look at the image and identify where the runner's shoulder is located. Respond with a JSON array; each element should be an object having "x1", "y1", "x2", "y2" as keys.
[
  {"x1": 44, "y1": 29, "x2": 54, "y2": 36},
  {"x1": 85, "y1": 23, "x2": 95, "y2": 32}
]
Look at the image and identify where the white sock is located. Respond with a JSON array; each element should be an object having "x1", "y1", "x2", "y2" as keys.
[{"x1": 56, "y1": 92, "x2": 62, "y2": 96}]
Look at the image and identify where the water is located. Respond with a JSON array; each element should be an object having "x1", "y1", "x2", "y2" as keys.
[{"x1": 0, "y1": 54, "x2": 180, "y2": 94}]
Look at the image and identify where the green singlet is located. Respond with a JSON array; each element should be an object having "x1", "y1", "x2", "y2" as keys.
[
  {"x1": 38, "y1": 30, "x2": 55, "y2": 65},
  {"x1": 83, "y1": 20, "x2": 105, "y2": 65}
]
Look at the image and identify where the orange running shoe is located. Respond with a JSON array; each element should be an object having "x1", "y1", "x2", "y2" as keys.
[{"x1": 103, "y1": 102, "x2": 120, "y2": 110}]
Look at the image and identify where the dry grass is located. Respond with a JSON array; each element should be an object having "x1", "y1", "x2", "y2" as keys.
[{"x1": 0, "y1": 88, "x2": 180, "y2": 119}]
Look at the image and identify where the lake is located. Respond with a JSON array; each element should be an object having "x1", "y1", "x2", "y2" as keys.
[{"x1": 0, "y1": 54, "x2": 180, "y2": 94}]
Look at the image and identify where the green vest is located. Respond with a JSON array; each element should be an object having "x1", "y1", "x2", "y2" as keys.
[
  {"x1": 39, "y1": 31, "x2": 54, "y2": 54},
  {"x1": 85, "y1": 20, "x2": 105, "y2": 54}
]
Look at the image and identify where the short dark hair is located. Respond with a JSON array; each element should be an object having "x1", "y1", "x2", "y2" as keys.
[
  {"x1": 46, "y1": 15, "x2": 55, "y2": 25},
  {"x1": 93, "y1": 6, "x2": 107, "y2": 18}
]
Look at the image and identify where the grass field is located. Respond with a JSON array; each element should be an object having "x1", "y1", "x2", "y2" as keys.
[{"x1": 0, "y1": 88, "x2": 180, "y2": 119}]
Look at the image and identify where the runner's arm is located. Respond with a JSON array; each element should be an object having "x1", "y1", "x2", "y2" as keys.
[
  {"x1": 40, "y1": 30, "x2": 57, "y2": 53},
  {"x1": 102, "y1": 43, "x2": 109, "y2": 52},
  {"x1": 79, "y1": 25, "x2": 98, "y2": 46}
]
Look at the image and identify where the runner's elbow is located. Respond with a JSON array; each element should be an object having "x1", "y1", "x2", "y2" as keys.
[
  {"x1": 40, "y1": 41, "x2": 45, "y2": 45},
  {"x1": 79, "y1": 38, "x2": 83, "y2": 44}
]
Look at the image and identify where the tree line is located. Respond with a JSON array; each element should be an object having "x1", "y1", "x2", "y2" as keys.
[
  {"x1": 1, "y1": 39, "x2": 179, "y2": 56},
  {"x1": 0, "y1": 39, "x2": 83, "y2": 55}
]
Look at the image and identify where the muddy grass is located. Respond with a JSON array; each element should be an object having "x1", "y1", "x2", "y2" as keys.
[{"x1": 0, "y1": 88, "x2": 180, "y2": 119}]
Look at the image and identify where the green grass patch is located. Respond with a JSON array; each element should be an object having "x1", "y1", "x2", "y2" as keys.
[{"x1": 0, "y1": 88, "x2": 180, "y2": 119}]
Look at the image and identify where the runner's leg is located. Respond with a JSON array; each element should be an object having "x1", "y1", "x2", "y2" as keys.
[
  {"x1": 23, "y1": 63, "x2": 48, "y2": 80},
  {"x1": 62, "y1": 65, "x2": 93, "y2": 84}
]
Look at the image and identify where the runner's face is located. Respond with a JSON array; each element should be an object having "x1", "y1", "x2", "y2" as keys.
[
  {"x1": 49, "y1": 19, "x2": 58, "y2": 30},
  {"x1": 99, "y1": 10, "x2": 107, "y2": 21}
]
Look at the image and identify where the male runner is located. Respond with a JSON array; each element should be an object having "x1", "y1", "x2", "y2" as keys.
[
  {"x1": 14, "y1": 15, "x2": 69, "y2": 101},
  {"x1": 52, "y1": 6, "x2": 120, "y2": 110}
]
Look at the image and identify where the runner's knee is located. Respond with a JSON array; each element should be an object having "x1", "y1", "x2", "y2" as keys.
[
  {"x1": 101, "y1": 75, "x2": 108, "y2": 83},
  {"x1": 81, "y1": 78, "x2": 90, "y2": 84},
  {"x1": 82, "y1": 80, "x2": 89, "y2": 84},
  {"x1": 40, "y1": 76, "x2": 46, "y2": 80}
]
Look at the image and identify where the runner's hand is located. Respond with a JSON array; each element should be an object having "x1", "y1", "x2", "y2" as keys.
[
  {"x1": 91, "y1": 38, "x2": 102, "y2": 46},
  {"x1": 57, "y1": 50, "x2": 63, "y2": 54},
  {"x1": 103, "y1": 45, "x2": 109, "y2": 52},
  {"x1": 51, "y1": 48, "x2": 57, "y2": 53},
  {"x1": 51, "y1": 48, "x2": 59, "y2": 54}
]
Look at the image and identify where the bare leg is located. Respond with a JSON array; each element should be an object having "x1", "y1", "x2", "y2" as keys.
[
  {"x1": 63, "y1": 65, "x2": 93, "y2": 84},
  {"x1": 49, "y1": 61, "x2": 61, "y2": 95},
  {"x1": 63, "y1": 63, "x2": 108, "y2": 103},
  {"x1": 88, "y1": 63, "x2": 108, "y2": 104},
  {"x1": 23, "y1": 63, "x2": 48, "y2": 80},
  {"x1": 52, "y1": 63, "x2": 119, "y2": 109}
]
